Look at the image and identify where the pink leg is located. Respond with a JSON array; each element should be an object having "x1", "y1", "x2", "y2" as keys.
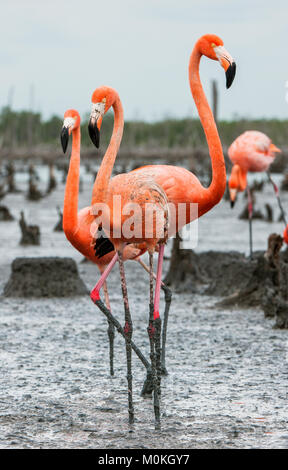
[{"x1": 90, "y1": 253, "x2": 118, "y2": 303}]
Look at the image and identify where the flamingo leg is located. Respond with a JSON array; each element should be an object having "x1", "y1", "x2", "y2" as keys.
[
  {"x1": 138, "y1": 257, "x2": 171, "y2": 375},
  {"x1": 117, "y1": 250, "x2": 134, "y2": 425},
  {"x1": 91, "y1": 254, "x2": 153, "y2": 394},
  {"x1": 267, "y1": 171, "x2": 287, "y2": 226},
  {"x1": 154, "y1": 245, "x2": 164, "y2": 402},
  {"x1": 147, "y1": 252, "x2": 160, "y2": 430},
  {"x1": 103, "y1": 281, "x2": 115, "y2": 376},
  {"x1": 90, "y1": 253, "x2": 119, "y2": 302},
  {"x1": 160, "y1": 283, "x2": 171, "y2": 376},
  {"x1": 247, "y1": 185, "x2": 253, "y2": 259}
]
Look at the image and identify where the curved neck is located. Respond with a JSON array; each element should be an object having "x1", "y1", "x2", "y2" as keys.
[
  {"x1": 229, "y1": 164, "x2": 247, "y2": 191},
  {"x1": 63, "y1": 126, "x2": 80, "y2": 237},
  {"x1": 189, "y1": 46, "x2": 226, "y2": 211},
  {"x1": 92, "y1": 96, "x2": 124, "y2": 204}
]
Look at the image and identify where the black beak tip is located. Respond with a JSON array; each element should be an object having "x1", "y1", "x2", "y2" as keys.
[
  {"x1": 226, "y1": 62, "x2": 236, "y2": 89},
  {"x1": 88, "y1": 120, "x2": 100, "y2": 149},
  {"x1": 60, "y1": 127, "x2": 69, "y2": 154},
  {"x1": 230, "y1": 200, "x2": 235, "y2": 209}
]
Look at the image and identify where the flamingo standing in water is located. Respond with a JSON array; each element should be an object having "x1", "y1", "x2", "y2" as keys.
[
  {"x1": 87, "y1": 34, "x2": 236, "y2": 428},
  {"x1": 60, "y1": 109, "x2": 172, "y2": 392},
  {"x1": 228, "y1": 131, "x2": 285, "y2": 257}
]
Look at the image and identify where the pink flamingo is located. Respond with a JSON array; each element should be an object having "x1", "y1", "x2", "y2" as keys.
[
  {"x1": 228, "y1": 130, "x2": 284, "y2": 257},
  {"x1": 60, "y1": 109, "x2": 171, "y2": 393}
]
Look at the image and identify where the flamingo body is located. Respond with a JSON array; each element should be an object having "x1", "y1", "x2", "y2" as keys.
[
  {"x1": 130, "y1": 164, "x2": 220, "y2": 222},
  {"x1": 228, "y1": 130, "x2": 279, "y2": 173},
  {"x1": 99, "y1": 169, "x2": 169, "y2": 252}
]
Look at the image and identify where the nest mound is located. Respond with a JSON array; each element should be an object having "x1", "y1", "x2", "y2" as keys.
[
  {"x1": 165, "y1": 234, "x2": 288, "y2": 327},
  {"x1": 165, "y1": 235, "x2": 253, "y2": 297},
  {"x1": 3, "y1": 257, "x2": 88, "y2": 298},
  {"x1": 0, "y1": 205, "x2": 14, "y2": 221}
]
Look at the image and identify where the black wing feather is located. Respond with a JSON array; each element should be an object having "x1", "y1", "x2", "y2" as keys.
[{"x1": 94, "y1": 226, "x2": 115, "y2": 259}]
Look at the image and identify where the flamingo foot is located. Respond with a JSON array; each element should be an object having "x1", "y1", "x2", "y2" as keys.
[
  {"x1": 161, "y1": 366, "x2": 168, "y2": 376},
  {"x1": 141, "y1": 369, "x2": 153, "y2": 397}
]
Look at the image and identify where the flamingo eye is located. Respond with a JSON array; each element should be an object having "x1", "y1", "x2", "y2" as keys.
[{"x1": 211, "y1": 42, "x2": 216, "y2": 48}]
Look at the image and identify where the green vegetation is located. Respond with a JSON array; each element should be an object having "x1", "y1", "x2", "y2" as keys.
[{"x1": 0, "y1": 106, "x2": 287, "y2": 150}]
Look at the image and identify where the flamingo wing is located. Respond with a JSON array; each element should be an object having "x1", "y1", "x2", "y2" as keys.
[{"x1": 94, "y1": 225, "x2": 115, "y2": 259}]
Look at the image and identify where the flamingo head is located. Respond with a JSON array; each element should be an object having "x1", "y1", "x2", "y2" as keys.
[
  {"x1": 88, "y1": 86, "x2": 118, "y2": 148},
  {"x1": 197, "y1": 34, "x2": 236, "y2": 89},
  {"x1": 250, "y1": 132, "x2": 281, "y2": 157},
  {"x1": 228, "y1": 164, "x2": 247, "y2": 208},
  {"x1": 60, "y1": 109, "x2": 81, "y2": 154}
]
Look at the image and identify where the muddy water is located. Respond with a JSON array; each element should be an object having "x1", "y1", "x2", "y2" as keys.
[{"x1": 0, "y1": 167, "x2": 288, "y2": 448}]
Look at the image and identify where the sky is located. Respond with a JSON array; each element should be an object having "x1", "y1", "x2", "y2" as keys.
[{"x1": 0, "y1": 0, "x2": 287, "y2": 122}]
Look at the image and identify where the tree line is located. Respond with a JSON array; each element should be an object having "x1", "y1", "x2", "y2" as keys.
[{"x1": 0, "y1": 106, "x2": 287, "y2": 151}]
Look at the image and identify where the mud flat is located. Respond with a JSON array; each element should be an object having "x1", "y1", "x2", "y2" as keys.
[
  {"x1": 0, "y1": 168, "x2": 288, "y2": 448},
  {"x1": 0, "y1": 257, "x2": 288, "y2": 448}
]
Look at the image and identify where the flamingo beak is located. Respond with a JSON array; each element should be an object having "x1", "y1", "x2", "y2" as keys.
[
  {"x1": 225, "y1": 62, "x2": 236, "y2": 89},
  {"x1": 88, "y1": 116, "x2": 100, "y2": 148},
  {"x1": 214, "y1": 46, "x2": 236, "y2": 89},
  {"x1": 60, "y1": 126, "x2": 69, "y2": 154},
  {"x1": 270, "y1": 143, "x2": 281, "y2": 154},
  {"x1": 229, "y1": 188, "x2": 237, "y2": 208}
]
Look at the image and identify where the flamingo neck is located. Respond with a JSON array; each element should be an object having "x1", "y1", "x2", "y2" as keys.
[
  {"x1": 92, "y1": 96, "x2": 124, "y2": 204},
  {"x1": 229, "y1": 164, "x2": 247, "y2": 192},
  {"x1": 189, "y1": 46, "x2": 226, "y2": 212},
  {"x1": 63, "y1": 126, "x2": 80, "y2": 237}
]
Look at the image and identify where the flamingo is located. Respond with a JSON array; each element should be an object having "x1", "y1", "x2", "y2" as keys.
[
  {"x1": 87, "y1": 34, "x2": 236, "y2": 428},
  {"x1": 283, "y1": 226, "x2": 288, "y2": 244},
  {"x1": 60, "y1": 109, "x2": 172, "y2": 394},
  {"x1": 228, "y1": 130, "x2": 285, "y2": 257}
]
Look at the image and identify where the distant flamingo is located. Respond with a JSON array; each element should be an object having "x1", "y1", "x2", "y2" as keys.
[
  {"x1": 88, "y1": 34, "x2": 236, "y2": 428},
  {"x1": 60, "y1": 109, "x2": 171, "y2": 391},
  {"x1": 283, "y1": 225, "x2": 288, "y2": 244},
  {"x1": 228, "y1": 130, "x2": 284, "y2": 257}
]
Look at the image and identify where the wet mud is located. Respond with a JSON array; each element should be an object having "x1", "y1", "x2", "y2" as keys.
[
  {"x1": 1, "y1": 260, "x2": 288, "y2": 449},
  {"x1": 0, "y1": 167, "x2": 288, "y2": 448}
]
